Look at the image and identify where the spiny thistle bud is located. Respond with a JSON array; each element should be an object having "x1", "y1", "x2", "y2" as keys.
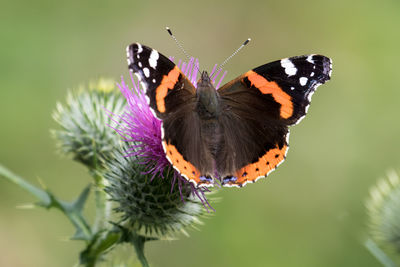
[
  {"x1": 366, "y1": 170, "x2": 400, "y2": 262},
  {"x1": 104, "y1": 143, "x2": 207, "y2": 238},
  {"x1": 52, "y1": 78, "x2": 126, "y2": 170},
  {"x1": 102, "y1": 56, "x2": 225, "y2": 238}
]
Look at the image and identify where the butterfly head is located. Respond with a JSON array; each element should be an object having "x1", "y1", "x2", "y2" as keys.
[
  {"x1": 198, "y1": 71, "x2": 212, "y2": 86},
  {"x1": 196, "y1": 71, "x2": 219, "y2": 119}
]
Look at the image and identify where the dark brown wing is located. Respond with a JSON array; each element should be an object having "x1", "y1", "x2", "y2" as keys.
[
  {"x1": 217, "y1": 54, "x2": 332, "y2": 187},
  {"x1": 127, "y1": 43, "x2": 214, "y2": 187},
  {"x1": 127, "y1": 43, "x2": 196, "y2": 119}
]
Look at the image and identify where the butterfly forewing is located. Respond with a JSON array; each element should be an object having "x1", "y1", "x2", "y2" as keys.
[
  {"x1": 127, "y1": 43, "x2": 215, "y2": 187},
  {"x1": 217, "y1": 54, "x2": 332, "y2": 186}
]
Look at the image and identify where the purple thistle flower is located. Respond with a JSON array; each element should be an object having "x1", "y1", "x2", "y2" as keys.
[{"x1": 112, "y1": 57, "x2": 227, "y2": 210}]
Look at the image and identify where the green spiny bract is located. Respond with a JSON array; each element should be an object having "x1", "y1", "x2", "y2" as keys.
[
  {"x1": 366, "y1": 170, "x2": 400, "y2": 259},
  {"x1": 104, "y1": 144, "x2": 206, "y2": 238}
]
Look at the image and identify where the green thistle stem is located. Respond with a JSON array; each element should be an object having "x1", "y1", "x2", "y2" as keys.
[
  {"x1": 0, "y1": 164, "x2": 92, "y2": 241},
  {"x1": 0, "y1": 164, "x2": 51, "y2": 203},
  {"x1": 92, "y1": 172, "x2": 108, "y2": 233},
  {"x1": 90, "y1": 143, "x2": 112, "y2": 234},
  {"x1": 365, "y1": 238, "x2": 397, "y2": 267},
  {"x1": 130, "y1": 233, "x2": 150, "y2": 267}
]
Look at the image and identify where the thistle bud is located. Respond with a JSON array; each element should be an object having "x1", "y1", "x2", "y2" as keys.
[
  {"x1": 52, "y1": 78, "x2": 126, "y2": 170},
  {"x1": 366, "y1": 170, "x2": 400, "y2": 260}
]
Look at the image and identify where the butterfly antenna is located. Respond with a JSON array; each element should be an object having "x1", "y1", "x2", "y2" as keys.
[
  {"x1": 166, "y1": 27, "x2": 202, "y2": 76},
  {"x1": 211, "y1": 38, "x2": 251, "y2": 79}
]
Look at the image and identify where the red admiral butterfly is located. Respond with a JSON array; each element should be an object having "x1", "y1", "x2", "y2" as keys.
[{"x1": 126, "y1": 41, "x2": 332, "y2": 188}]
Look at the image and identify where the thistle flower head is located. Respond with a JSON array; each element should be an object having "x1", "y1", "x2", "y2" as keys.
[
  {"x1": 52, "y1": 76, "x2": 214, "y2": 239},
  {"x1": 52, "y1": 79, "x2": 126, "y2": 170},
  {"x1": 112, "y1": 57, "x2": 226, "y2": 208},
  {"x1": 104, "y1": 143, "x2": 207, "y2": 238},
  {"x1": 366, "y1": 170, "x2": 400, "y2": 255}
]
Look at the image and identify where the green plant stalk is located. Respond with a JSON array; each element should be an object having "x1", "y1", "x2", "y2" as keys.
[
  {"x1": 80, "y1": 230, "x2": 122, "y2": 267},
  {"x1": 0, "y1": 164, "x2": 92, "y2": 241},
  {"x1": 0, "y1": 164, "x2": 51, "y2": 204},
  {"x1": 130, "y1": 233, "x2": 150, "y2": 267},
  {"x1": 90, "y1": 138, "x2": 112, "y2": 234},
  {"x1": 365, "y1": 238, "x2": 397, "y2": 267},
  {"x1": 92, "y1": 172, "x2": 109, "y2": 233}
]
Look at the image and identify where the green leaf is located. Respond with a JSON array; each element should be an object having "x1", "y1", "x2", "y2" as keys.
[{"x1": 73, "y1": 185, "x2": 91, "y2": 214}]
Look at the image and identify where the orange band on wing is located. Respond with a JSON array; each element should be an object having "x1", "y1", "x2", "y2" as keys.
[
  {"x1": 245, "y1": 70, "x2": 293, "y2": 119},
  {"x1": 232, "y1": 144, "x2": 288, "y2": 186},
  {"x1": 163, "y1": 141, "x2": 201, "y2": 184},
  {"x1": 156, "y1": 66, "x2": 181, "y2": 113}
]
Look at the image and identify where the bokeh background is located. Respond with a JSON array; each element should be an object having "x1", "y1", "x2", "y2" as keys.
[{"x1": 1, "y1": 0, "x2": 400, "y2": 266}]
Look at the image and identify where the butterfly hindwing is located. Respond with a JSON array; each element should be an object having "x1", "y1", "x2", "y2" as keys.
[
  {"x1": 217, "y1": 83, "x2": 290, "y2": 187},
  {"x1": 217, "y1": 54, "x2": 332, "y2": 187}
]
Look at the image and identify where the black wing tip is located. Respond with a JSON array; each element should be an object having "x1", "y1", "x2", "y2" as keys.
[
  {"x1": 308, "y1": 54, "x2": 332, "y2": 79},
  {"x1": 126, "y1": 42, "x2": 142, "y2": 53},
  {"x1": 296, "y1": 54, "x2": 331, "y2": 83},
  {"x1": 325, "y1": 57, "x2": 333, "y2": 79},
  {"x1": 126, "y1": 43, "x2": 147, "y2": 69}
]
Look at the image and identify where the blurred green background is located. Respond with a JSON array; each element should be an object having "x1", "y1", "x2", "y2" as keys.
[{"x1": 1, "y1": 0, "x2": 400, "y2": 266}]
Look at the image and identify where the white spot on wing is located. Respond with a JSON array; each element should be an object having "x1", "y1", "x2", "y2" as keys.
[
  {"x1": 149, "y1": 50, "x2": 159, "y2": 69},
  {"x1": 281, "y1": 58, "x2": 297, "y2": 76},
  {"x1": 138, "y1": 62, "x2": 142, "y2": 67},
  {"x1": 137, "y1": 43, "x2": 143, "y2": 53},
  {"x1": 300, "y1": 77, "x2": 308, "y2": 86},
  {"x1": 143, "y1": 67, "x2": 150, "y2": 78},
  {"x1": 306, "y1": 55, "x2": 315, "y2": 64},
  {"x1": 152, "y1": 79, "x2": 156, "y2": 83}
]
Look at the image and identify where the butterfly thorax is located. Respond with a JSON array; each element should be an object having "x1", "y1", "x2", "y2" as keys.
[
  {"x1": 195, "y1": 71, "x2": 219, "y2": 120},
  {"x1": 195, "y1": 71, "x2": 222, "y2": 162}
]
